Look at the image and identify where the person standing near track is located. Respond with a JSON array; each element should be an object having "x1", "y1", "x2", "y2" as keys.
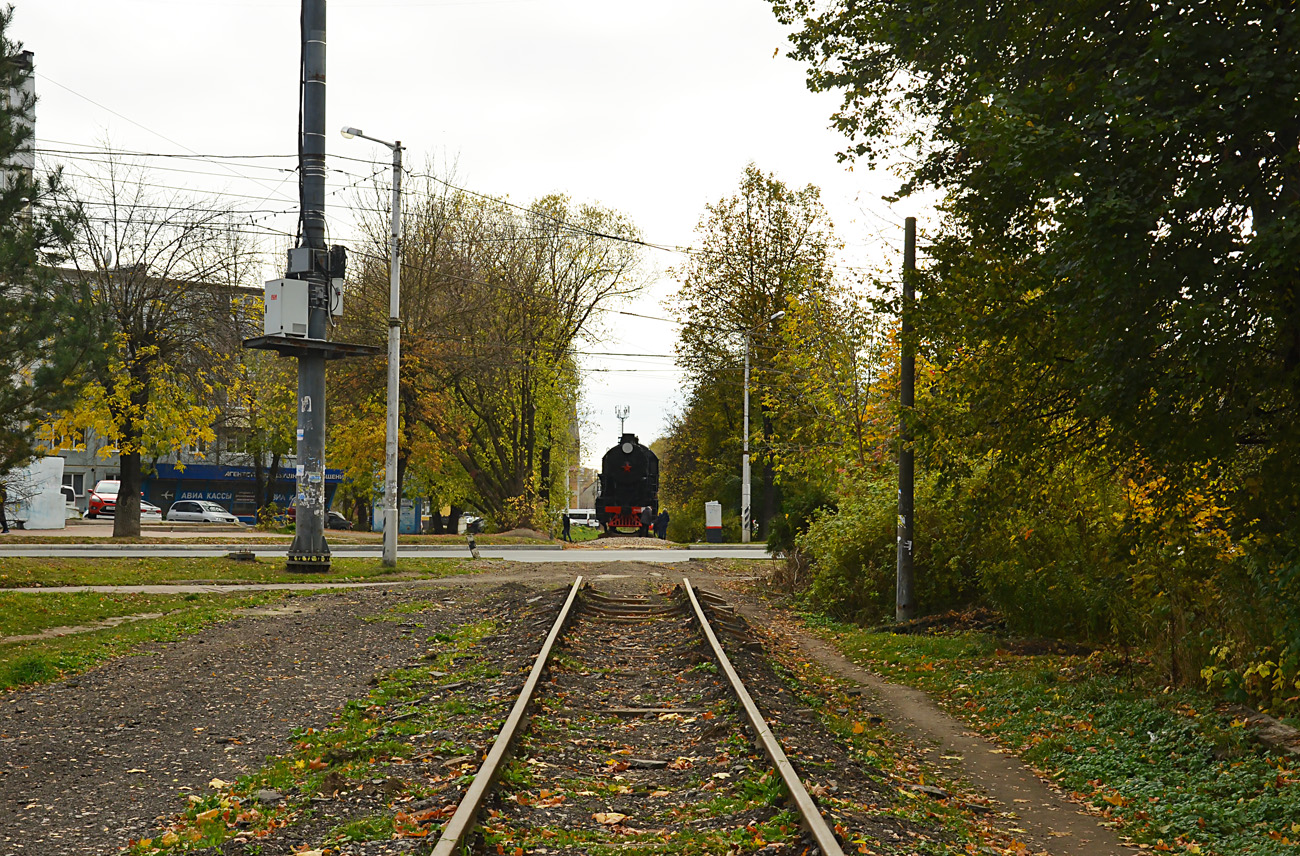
[
  {"x1": 640, "y1": 504, "x2": 654, "y2": 537},
  {"x1": 654, "y1": 508, "x2": 669, "y2": 540},
  {"x1": 561, "y1": 512, "x2": 572, "y2": 542}
]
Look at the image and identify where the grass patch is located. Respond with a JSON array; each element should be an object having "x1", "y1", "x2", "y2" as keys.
[
  {"x1": 567, "y1": 525, "x2": 601, "y2": 543},
  {"x1": 0, "y1": 590, "x2": 239, "y2": 637},
  {"x1": 836, "y1": 627, "x2": 1300, "y2": 855},
  {"x1": 0, "y1": 556, "x2": 476, "y2": 588},
  {"x1": 0, "y1": 590, "x2": 296, "y2": 691}
]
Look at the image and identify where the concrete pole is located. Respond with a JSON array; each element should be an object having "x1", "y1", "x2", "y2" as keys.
[
  {"x1": 287, "y1": 0, "x2": 331, "y2": 572},
  {"x1": 896, "y1": 216, "x2": 917, "y2": 620},
  {"x1": 741, "y1": 332, "x2": 751, "y2": 544},
  {"x1": 382, "y1": 142, "x2": 402, "y2": 567}
]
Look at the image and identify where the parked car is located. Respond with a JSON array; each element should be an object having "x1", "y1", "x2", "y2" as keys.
[
  {"x1": 86, "y1": 479, "x2": 120, "y2": 518},
  {"x1": 166, "y1": 500, "x2": 241, "y2": 524},
  {"x1": 140, "y1": 500, "x2": 163, "y2": 523},
  {"x1": 325, "y1": 510, "x2": 354, "y2": 530}
]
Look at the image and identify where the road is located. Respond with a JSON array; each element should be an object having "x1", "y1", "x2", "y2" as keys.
[{"x1": 0, "y1": 545, "x2": 769, "y2": 561}]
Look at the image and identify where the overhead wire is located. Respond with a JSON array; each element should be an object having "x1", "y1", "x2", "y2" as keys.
[{"x1": 38, "y1": 75, "x2": 313, "y2": 208}]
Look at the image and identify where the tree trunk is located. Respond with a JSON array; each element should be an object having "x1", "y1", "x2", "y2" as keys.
[
  {"x1": 114, "y1": 450, "x2": 142, "y2": 538},
  {"x1": 267, "y1": 452, "x2": 281, "y2": 513},
  {"x1": 760, "y1": 413, "x2": 777, "y2": 539},
  {"x1": 253, "y1": 451, "x2": 281, "y2": 519},
  {"x1": 252, "y1": 454, "x2": 266, "y2": 511},
  {"x1": 540, "y1": 444, "x2": 552, "y2": 503}
]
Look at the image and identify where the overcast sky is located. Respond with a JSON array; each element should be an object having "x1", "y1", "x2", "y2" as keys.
[{"x1": 20, "y1": 0, "x2": 920, "y2": 468}]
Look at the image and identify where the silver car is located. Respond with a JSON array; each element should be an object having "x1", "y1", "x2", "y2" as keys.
[{"x1": 166, "y1": 500, "x2": 240, "y2": 524}]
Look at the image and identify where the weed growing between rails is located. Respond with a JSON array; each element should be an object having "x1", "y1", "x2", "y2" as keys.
[
  {"x1": 835, "y1": 628, "x2": 1300, "y2": 856},
  {"x1": 125, "y1": 584, "x2": 573, "y2": 854}
]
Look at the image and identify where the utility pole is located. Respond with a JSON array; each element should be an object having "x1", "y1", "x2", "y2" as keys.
[
  {"x1": 243, "y1": 0, "x2": 380, "y2": 571},
  {"x1": 741, "y1": 332, "x2": 751, "y2": 544},
  {"x1": 341, "y1": 127, "x2": 402, "y2": 567},
  {"x1": 896, "y1": 217, "x2": 916, "y2": 621},
  {"x1": 288, "y1": 0, "x2": 331, "y2": 571}
]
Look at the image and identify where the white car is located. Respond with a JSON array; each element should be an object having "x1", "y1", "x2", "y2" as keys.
[
  {"x1": 166, "y1": 500, "x2": 240, "y2": 524},
  {"x1": 140, "y1": 500, "x2": 163, "y2": 523}
]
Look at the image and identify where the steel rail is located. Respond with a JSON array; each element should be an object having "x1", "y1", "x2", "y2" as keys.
[
  {"x1": 430, "y1": 576, "x2": 584, "y2": 856},
  {"x1": 681, "y1": 578, "x2": 847, "y2": 856}
]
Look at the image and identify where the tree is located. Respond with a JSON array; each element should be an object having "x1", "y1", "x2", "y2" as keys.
[
  {"x1": 773, "y1": 0, "x2": 1300, "y2": 701},
  {"x1": 766, "y1": 286, "x2": 890, "y2": 485},
  {"x1": 52, "y1": 156, "x2": 256, "y2": 536},
  {"x1": 222, "y1": 344, "x2": 296, "y2": 520},
  {"x1": 773, "y1": 0, "x2": 1300, "y2": 538},
  {"x1": 672, "y1": 164, "x2": 839, "y2": 536},
  {"x1": 339, "y1": 173, "x2": 643, "y2": 526},
  {"x1": 0, "y1": 9, "x2": 100, "y2": 476}
]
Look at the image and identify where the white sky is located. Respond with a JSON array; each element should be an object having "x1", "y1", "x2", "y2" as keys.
[{"x1": 19, "y1": 0, "x2": 921, "y2": 467}]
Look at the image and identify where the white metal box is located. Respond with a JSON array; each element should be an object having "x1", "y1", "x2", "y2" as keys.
[
  {"x1": 330, "y1": 277, "x2": 344, "y2": 317},
  {"x1": 263, "y1": 278, "x2": 310, "y2": 337}
]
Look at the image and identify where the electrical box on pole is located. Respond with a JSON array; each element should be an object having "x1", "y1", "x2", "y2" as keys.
[{"x1": 263, "y1": 279, "x2": 310, "y2": 337}]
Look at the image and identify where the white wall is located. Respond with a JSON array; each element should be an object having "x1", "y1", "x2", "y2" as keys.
[{"x1": 9, "y1": 456, "x2": 67, "y2": 530}]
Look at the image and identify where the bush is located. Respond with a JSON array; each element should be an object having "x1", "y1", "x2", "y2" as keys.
[
  {"x1": 799, "y1": 454, "x2": 1127, "y2": 637},
  {"x1": 801, "y1": 471, "x2": 978, "y2": 623}
]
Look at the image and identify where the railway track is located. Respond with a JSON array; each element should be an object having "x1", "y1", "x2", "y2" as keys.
[{"x1": 429, "y1": 576, "x2": 847, "y2": 856}]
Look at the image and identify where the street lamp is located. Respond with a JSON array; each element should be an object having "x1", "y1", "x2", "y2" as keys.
[
  {"x1": 341, "y1": 126, "x2": 403, "y2": 567},
  {"x1": 741, "y1": 309, "x2": 785, "y2": 543}
]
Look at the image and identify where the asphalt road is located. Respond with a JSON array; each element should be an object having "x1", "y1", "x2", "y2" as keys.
[{"x1": 0, "y1": 545, "x2": 769, "y2": 561}]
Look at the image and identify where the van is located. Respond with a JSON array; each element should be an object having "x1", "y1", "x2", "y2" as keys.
[{"x1": 565, "y1": 508, "x2": 599, "y2": 528}]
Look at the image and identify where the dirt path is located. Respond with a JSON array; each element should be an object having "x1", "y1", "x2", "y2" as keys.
[{"x1": 728, "y1": 596, "x2": 1135, "y2": 856}]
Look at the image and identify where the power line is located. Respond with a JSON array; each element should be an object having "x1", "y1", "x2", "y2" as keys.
[{"x1": 38, "y1": 76, "x2": 306, "y2": 205}]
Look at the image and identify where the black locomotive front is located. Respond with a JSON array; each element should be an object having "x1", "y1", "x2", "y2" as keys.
[{"x1": 594, "y1": 433, "x2": 659, "y2": 533}]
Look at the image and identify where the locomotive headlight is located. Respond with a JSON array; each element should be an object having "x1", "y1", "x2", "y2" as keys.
[{"x1": 621, "y1": 442, "x2": 634, "y2": 454}]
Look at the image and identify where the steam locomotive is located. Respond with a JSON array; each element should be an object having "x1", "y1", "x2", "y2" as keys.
[{"x1": 594, "y1": 433, "x2": 659, "y2": 534}]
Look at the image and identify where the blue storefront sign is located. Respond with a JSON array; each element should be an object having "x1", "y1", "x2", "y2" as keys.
[{"x1": 144, "y1": 463, "x2": 344, "y2": 523}]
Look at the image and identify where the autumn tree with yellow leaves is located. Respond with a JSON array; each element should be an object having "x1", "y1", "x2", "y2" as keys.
[{"x1": 48, "y1": 157, "x2": 258, "y2": 537}]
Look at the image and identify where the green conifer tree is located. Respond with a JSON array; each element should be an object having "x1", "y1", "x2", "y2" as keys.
[{"x1": 0, "y1": 6, "x2": 99, "y2": 475}]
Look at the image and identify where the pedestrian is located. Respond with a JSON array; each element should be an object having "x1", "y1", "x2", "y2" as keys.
[
  {"x1": 0, "y1": 483, "x2": 8, "y2": 534},
  {"x1": 640, "y1": 504, "x2": 654, "y2": 536},
  {"x1": 561, "y1": 513, "x2": 572, "y2": 542},
  {"x1": 655, "y1": 508, "x2": 670, "y2": 540}
]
